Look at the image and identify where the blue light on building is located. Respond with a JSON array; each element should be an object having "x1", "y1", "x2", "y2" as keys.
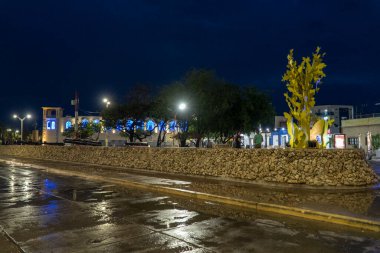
[
  {"x1": 146, "y1": 120, "x2": 155, "y2": 132},
  {"x1": 269, "y1": 128, "x2": 289, "y2": 147},
  {"x1": 46, "y1": 119, "x2": 56, "y2": 130},
  {"x1": 169, "y1": 120, "x2": 176, "y2": 132},
  {"x1": 65, "y1": 121, "x2": 72, "y2": 129},
  {"x1": 81, "y1": 118, "x2": 89, "y2": 127}
]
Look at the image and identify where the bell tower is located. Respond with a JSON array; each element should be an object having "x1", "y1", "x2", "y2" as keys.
[{"x1": 42, "y1": 107, "x2": 63, "y2": 143}]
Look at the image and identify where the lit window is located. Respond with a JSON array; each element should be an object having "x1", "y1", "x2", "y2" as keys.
[
  {"x1": 65, "y1": 121, "x2": 72, "y2": 129},
  {"x1": 348, "y1": 137, "x2": 358, "y2": 145},
  {"x1": 47, "y1": 120, "x2": 56, "y2": 130}
]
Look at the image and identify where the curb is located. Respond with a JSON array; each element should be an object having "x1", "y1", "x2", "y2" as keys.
[{"x1": 3, "y1": 159, "x2": 380, "y2": 233}]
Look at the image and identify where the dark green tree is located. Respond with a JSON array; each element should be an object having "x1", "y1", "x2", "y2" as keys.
[
  {"x1": 206, "y1": 82, "x2": 242, "y2": 144},
  {"x1": 241, "y1": 86, "x2": 275, "y2": 133},
  {"x1": 154, "y1": 69, "x2": 222, "y2": 147},
  {"x1": 151, "y1": 82, "x2": 183, "y2": 147},
  {"x1": 154, "y1": 69, "x2": 275, "y2": 147},
  {"x1": 184, "y1": 69, "x2": 220, "y2": 147}
]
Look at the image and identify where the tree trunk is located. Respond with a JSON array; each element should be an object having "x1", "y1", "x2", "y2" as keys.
[
  {"x1": 195, "y1": 138, "x2": 200, "y2": 148},
  {"x1": 129, "y1": 133, "x2": 134, "y2": 143},
  {"x1": 156, "y1": 129, "x2": 162, "y2": 147}
]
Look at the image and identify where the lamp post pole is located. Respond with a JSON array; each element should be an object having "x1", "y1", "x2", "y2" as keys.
[
  {"x1": 178, "y1": 103, "x2": 187, "y2": 147},
  {"x1": 103, "y1": 98, "x2": 111, "y2": 147},
  {"x1": 13, "y1": 114, "x2": 31, "y2": 142}
]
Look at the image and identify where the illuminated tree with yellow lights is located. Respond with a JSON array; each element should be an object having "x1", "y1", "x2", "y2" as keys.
[{"x1": 282, "y1": 47, "x2": 332, "y2": 148}]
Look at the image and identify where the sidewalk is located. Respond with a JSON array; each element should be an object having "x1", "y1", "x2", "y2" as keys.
[{"x1": 1, "y1": 155, "x2": 380, "y2": 232}]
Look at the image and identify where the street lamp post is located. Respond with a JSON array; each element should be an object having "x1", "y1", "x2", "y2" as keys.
[
  {"x1": 265, "y1": 128, "x2": 270, "y2": 148},
  {"x1": 13, "y1": 114, "x2": 31, "y2": 142},
  {"x1": 103, "y1": 98, "x2": 111, "y2": 147},
  {"x1": 177, "y1": 102, "x2": 187, "y2": 147},
  {"x1": 167, "y1": 102, "x2": 187, "y2": 147}
]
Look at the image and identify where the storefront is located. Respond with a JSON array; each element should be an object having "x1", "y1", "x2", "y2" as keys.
[{"x1": 269, "y1": 128, "x2": 289, "y2": 148}]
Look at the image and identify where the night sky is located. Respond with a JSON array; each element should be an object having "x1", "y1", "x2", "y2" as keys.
[{"x1": 1, "y1": 0, "x2": 380, "y2": 130}]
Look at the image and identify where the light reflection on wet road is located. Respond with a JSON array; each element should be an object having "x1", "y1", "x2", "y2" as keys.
[{"x1": 0, "y1": 163, "x2": 379, "y2": 253}]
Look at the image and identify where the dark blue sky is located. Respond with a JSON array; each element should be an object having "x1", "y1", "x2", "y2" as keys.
[{"x1": 1, "y1": 0, "x2": 380, "y2": 129}]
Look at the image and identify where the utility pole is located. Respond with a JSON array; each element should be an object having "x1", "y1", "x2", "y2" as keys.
[{"x1": 71, "y1": 91, "x2": 79, "y2": 139}]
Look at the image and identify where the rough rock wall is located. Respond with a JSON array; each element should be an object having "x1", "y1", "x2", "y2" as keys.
[{"x1": 0, "y1": 146, "x2": 377, "y2": 186}]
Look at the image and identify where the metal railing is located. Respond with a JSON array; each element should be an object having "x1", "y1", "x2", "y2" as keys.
[{"x1": 354, "y1": 113, "x2": 380, "y2": 119}]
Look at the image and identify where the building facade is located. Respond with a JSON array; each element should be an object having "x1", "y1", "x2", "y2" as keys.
[
  {"x1": 42, "y1": 107, "x2": 185, "y2": 146},
  {"x1": 42, "y1": 107, "x2": 104, "y2": 144},
  {"x1": 313, "y1": 105, "x2": 354, "y2": 133},
  {"x1": 341, "y1": 116, "x2": 380, "y2": 151}
]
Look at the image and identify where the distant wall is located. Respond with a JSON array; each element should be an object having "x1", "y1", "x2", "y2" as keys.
[{"x1": 0, "y1": 146, "x2": 378, "y2": 186}]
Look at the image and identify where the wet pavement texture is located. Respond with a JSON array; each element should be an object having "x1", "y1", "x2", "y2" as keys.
[
  {"x1": 0, "y1": 162, "x2": 379, "y2": 252},
  {"x1": 2, "y1": 156, "x2": 379, "y2": 222},
  {"x1": 0, "y1": 230, "x2": 20, "y2": 253}
]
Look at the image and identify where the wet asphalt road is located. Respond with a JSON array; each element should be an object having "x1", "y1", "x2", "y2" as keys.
[{"x1": 0, "y1": 163, "x2": 380, "y2": 253}]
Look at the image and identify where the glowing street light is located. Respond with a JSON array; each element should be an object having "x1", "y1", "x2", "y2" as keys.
[
  {"x1": 103, "y1": 98, "x2": 111, "y2": 107},
  {"x1": 13, "y1": 114, "x2": 32, "y2": 142},
  {"x1": 102, "y1": 98, "x2": 111, "y2": 147},
  {"x1": 178, "y1": 102, "x2": 187, "y2": 111}
]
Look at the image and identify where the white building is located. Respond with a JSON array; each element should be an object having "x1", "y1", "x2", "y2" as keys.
[
  {"x1": 341, "y1": 115, "x2": 380, "y2": 151},
  {"x1": 41, "y1": 107, "x2": 182, "y2": 146},
  {"x1": 313, "y1": 105, "x2": 354, "y2": 133},
  {"x1": 42, "y1": 107, "x2": 107, "y2": 144}
]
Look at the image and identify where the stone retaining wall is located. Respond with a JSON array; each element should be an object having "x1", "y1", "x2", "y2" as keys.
[{"x1": 0, "y1": 146, "x2": 378, "y2": 186}]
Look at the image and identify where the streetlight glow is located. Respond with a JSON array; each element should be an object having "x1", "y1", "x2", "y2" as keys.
[
  {"x1": 12, "y1": 113, "x2": 32, "y2": 142},
  {"x1": 178, "y1": 102, "x2": 187, "y2": 111},
  {"x1": 103, "y1": 98, "x2": 111, "y2": 106},
  {"x1": 102, "y1": 98, "x2": 111, "y2": 147}
]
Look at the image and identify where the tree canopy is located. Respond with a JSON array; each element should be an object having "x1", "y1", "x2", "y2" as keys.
[
  {"x1": 101, "y1": 84, "x2": 156, "y2": 142},
  {"x1": 102, "y1": 69, "x2": 275, "y2": 146}
]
